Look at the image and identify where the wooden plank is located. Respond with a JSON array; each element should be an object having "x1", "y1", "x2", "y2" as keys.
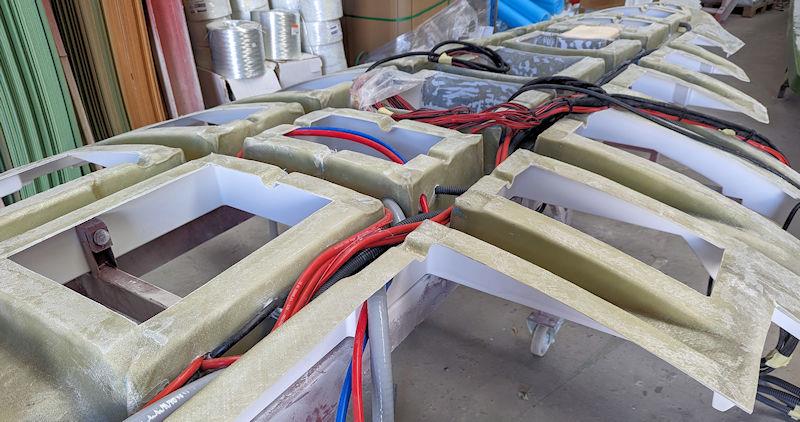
[
  {"x1": 101, "y1": 0, "x2": 167, "y2": 129},
  {"x1": 145, "y1": 0, "x2": 205, "y2": 118}
]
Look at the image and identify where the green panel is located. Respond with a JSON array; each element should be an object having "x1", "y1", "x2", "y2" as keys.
[{"x1": 0, "y1": 0, "x2": 83, "y2": 200}]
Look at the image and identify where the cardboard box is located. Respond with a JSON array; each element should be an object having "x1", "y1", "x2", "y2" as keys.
[
  {"x1": 270, "y1": 53, "x2": 323, "y2": 89},
  {"x1": 197, "y1": 61, "x2": 282, "y2": 108},
  {"x1": 342, "y1": 0, "x2": 449, "y2": 65},
  {"x1": 578, "y1": 0, "x2": 626, "y2": 12}
]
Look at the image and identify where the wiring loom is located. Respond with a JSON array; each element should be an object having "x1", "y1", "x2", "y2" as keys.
[
  {"x1": 378, "y1": 76, "x2": 790, "y2": 177},
  {"x1": 366, "y1": 40, "x2": 511, "y2": 74}
]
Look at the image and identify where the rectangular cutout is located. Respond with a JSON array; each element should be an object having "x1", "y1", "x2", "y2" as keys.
[
  {"x1": 502, "y1": 166, "x2": 723, "y2": 296},
  {"x1": 10, "y1": 164, "x2": 330, "y2": 321}
]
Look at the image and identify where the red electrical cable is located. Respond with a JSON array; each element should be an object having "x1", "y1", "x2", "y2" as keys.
[
  {"x1": 145, "y1": 355, "x2": 204, "y2": 406},
  {"x1": 277, "y1": 206, "x2": 453, "y2": 327},
  {"x1": 201, "y1": 356, "x2": 240, "y2": 371},
  {"x1": 352, "y1": 304, "x2": 369, "y2": 422},
  {"x1": 636, "y1": 109, "x2": 789, "y2": 164},
  {"x1": 274, "y1": 210, "x2": 395, "y2": 329},
  {"x1": 286, "y1": 129, "x2": 405, "y2": 164},
  {"x1": 419, "y1": 194, "x2": 429, "y2": 213},
  {"x1": 388, "y1": 93, "x2": 789, "y2": 167},
  {"x1": 746, "y1": 141, "x2": 790, "y2": 165}
]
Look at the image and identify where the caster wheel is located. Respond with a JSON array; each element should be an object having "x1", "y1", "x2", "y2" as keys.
[{"x1": 529, "y1": 324, "x2": 556, "y2": 357}]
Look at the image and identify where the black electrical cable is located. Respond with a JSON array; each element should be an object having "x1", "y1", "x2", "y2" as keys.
[
  {"x1": 510, "y1": 82, "x2": 721, "y2": 145},
  {"x1": 432, "y1": 40, "x2": 511, "y2": 74},
  {"x1": 394, "y1": 209, "x2": 446, "y2": 226},
  {"x1": 311, "y1": 246, "x2": 390, "y2": 300},
  {"x1": 366, "y1": 40, "x2": 510, "y2": 73},
  {"x1": 612, "y1": 94, "x2": 780, "y2": 152},
  {"x1": 310, "y1": 208, "x2": 447, "y2": 300},
  {"x1": 507, "y1": 79, "x2": 800, "y2": 190},
  {"x1": 783, "y1": 202, "x2": 800, "y2": 230},
  {"x1": 208, "y1": 296, "x2": 284, "y2": 358},
  {"x1": 597, "y1": 49, "x2": 652, "y2": 85},
  {"x1": 762, "y1": 375, "x2": 800, "y2": 397},
  {"x1": 434, "y1": 185, "x2": 469, "y2": 196},
  {"x1": 758, "y1": 385, "x2": 800, "y2": 407},
  {"x1": 510, "y1": 76, "x2": 781, "y2": 153},
  {"x1": 756, "y1": 393, "x2": 794, "y2": 421}
]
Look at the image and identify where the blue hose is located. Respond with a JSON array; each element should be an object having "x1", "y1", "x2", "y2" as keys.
[
  {"x1": 335, "y1": 360, "x2": 355, "y2": 422},
  {"x1": 305, "y1": 126, "x2": 408, "y2": 163},
  {"x1": 336, "y1": 333, "x2": 370, "y2": 422}
]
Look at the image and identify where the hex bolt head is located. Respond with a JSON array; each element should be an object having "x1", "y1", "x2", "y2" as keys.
[{"x1": 93, "y1": 229, "x2": 111, "y2": 246}]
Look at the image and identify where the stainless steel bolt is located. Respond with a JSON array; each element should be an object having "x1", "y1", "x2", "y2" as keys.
[{"x1": 93, "y1": 229, "x2": 111, "y2": 246}]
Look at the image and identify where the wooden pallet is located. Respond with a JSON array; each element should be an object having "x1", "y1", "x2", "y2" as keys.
[{"x1": 742, "y1": 0, "x2": 774, "y2": 17}]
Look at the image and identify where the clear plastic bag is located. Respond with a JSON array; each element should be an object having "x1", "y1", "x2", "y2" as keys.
[
  {"x1": 361, "y1": 0, "x2": 488, "y2": 63},
  {"x1": 350, "y1": 67, "x2": 427, "y2": 110},
  {"x1": 351, "y1": 67, "x2": 523, "y2": 112}
]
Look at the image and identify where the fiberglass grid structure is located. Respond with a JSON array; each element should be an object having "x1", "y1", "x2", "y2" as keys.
[
  {"x1": 495, "y1": 47, "x2": 584, "y2": 77},
  {"x1": 420, "y1": 73, "x2": 522, "y2": 112},
  {"x1": 524, "y1": 33, "x2": 612, "y2": 50}
]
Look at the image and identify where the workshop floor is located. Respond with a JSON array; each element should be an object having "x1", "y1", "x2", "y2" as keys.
[{"x1": 389, "y1": 9, "x2": 800, "y2": 422}]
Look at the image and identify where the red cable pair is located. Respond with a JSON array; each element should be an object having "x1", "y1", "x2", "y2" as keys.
[
  {"x1": 144, "y1": 354, "x2": 243, "y2": 407},
  {"x1": 352, "y1": 304, "x2": 369, "y2": 422}
]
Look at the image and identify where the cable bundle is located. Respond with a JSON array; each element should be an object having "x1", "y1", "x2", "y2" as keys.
[
  {"x1": 381, "y1": 75, "x2": 790, "y2": 173},
  {"x1": 366, "y1": 40, "x2": 512, "y2": 74},
  {"x1": 207, "y1": 20, "x2": 266, "y2": 79},
  {"x1": 258, "y1": 9, "x2": 302, "y2": 60}
]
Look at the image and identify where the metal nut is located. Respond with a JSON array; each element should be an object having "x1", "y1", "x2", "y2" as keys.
[{"x1": 92, "y1": 229, "x2": 111, "y2": 246}]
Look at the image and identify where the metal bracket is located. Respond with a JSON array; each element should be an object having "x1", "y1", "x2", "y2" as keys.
[{"x1": 74, "y1": 218, "x2": 180, "y2": 322}]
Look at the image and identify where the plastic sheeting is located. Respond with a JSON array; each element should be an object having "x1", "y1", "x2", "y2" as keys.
[
  {"x1": 351, "y1": 67, "x2": 521, "y2": 112},
  {"x1": 362, "y1": 0, "x2": 488, "y2": 63}
]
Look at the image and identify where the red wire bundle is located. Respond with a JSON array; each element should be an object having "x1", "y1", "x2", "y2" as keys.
[
  {"x1": 270, "y1": 202, "x2": 452, "y2": 421},
  {"x1": 274, "y1": 205, "x2": 452, "y2": 329},
  {"x1": 389, "y1": 98, "x2": 607, "y2": 165},
  {"x1": 144, "y1": 354, "x2": 243, "y2": 407},
  {"x1": 385, "y1": 94, "x2": 789, "y2": 166}
]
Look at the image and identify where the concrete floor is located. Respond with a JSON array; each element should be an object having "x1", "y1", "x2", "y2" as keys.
[{"x1": 388, "y1": 9, "x2": 800, "y2": 422}]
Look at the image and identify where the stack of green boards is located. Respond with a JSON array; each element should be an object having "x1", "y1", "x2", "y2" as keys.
[{"x1": 0, "y1": 1, "x2": 83, "y2": 202}]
